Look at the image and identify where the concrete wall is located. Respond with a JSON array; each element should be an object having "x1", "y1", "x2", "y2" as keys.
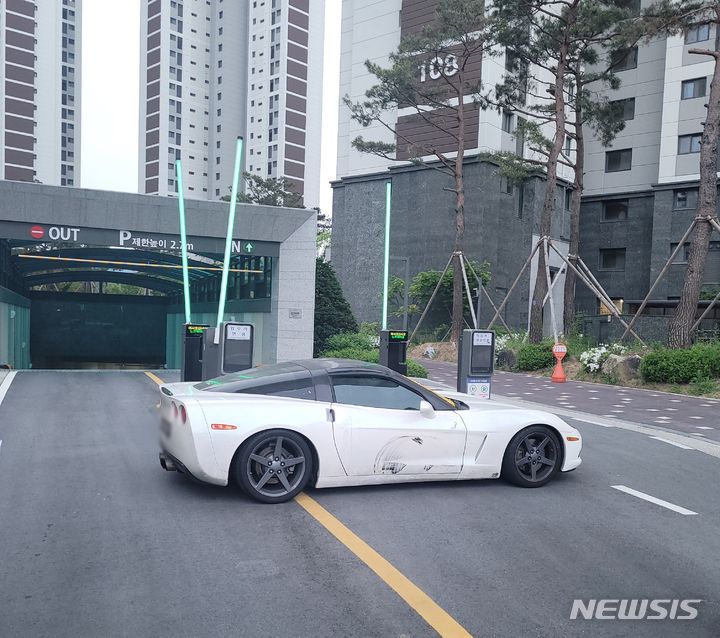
[{"x1": 331, "y1": 157, "x2": 570, "y2": 333}]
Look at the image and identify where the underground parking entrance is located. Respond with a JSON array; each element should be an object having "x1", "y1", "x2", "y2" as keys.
[{"x1": 0, "y1": 182, "x2": 316, "y2": 369}]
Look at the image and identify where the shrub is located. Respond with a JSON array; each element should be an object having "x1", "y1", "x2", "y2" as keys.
[
  {"x1": 324, "y1": 332, "x2": 375, "y2": 352},
  {"x1": 640, "y1": 343, "x2": 720, "y2": 384},
  {"x1": 320, "y1": 346, "x2": 428, "y2": 378},
  {"x1": 517, "y1": 342, "x2": 554, "y2": 371}
]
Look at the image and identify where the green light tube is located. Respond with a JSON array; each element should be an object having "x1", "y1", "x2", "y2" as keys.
[
  {"x1": 216, "y1": 136, "x2": 244, "y2": 341},
  {"x1": 382, "y1": 181, "x2": 392, "y2": 330},
  {"x1": 175, "y1": 159, "x2": 192, "y2": 324}
]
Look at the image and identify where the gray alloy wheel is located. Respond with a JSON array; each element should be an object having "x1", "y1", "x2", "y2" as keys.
[
  {"x1": 236, "y1": 429, "x2": 312, "y2": 503},
  {"x1": 501, "y1": 426, "x2": 561, "y2": 488}
]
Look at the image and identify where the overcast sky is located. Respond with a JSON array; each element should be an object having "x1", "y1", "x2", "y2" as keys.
[{"x1": 80, "y1": 0, "x2": 342, "y2": 213}]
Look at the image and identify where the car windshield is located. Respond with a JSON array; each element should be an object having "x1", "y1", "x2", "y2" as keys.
[{"x1": 194, "y1": 362, "x2": 307, "y2": 391}]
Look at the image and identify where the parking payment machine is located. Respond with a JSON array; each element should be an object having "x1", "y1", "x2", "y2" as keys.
[
  {"x1": 379, "y1": 330, "x2": 408, "y2": 375},
  {"x1": 181, "y1": 323, "x2": 209, "y2": 382},
  {"x1": 201, "y1": 322, "x2": 254, "y2": 380},
  {"x1": 457, "y1": 329, "x2": 495, "y2": 398}
]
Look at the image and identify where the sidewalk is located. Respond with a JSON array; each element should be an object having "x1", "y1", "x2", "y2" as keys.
[{"x1": 418, "y1": 359, "x2": 720, "y2": 444}]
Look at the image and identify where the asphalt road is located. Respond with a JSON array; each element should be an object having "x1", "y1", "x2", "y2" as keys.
[
  {"x1": 420, "y1": 360, "x2": 720, "y2": 443},
  {"x1": 0, "y1": 371, "x2": 719, "y2": 637}
]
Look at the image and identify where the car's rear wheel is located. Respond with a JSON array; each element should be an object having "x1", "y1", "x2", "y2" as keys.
[
  {"x1": 501, "y1": 425, "x2": 561, "y2": 488},
  {"x1": 236, "y1": 429, "x2": 312, "y2": 503}
]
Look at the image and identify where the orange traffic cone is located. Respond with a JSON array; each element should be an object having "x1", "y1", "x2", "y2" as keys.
[{"x1": 551, "y1": 343, "x2": 567, "y2": 383}]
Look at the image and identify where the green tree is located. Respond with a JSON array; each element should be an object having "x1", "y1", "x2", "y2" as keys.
[
  {"x1": 492, "y1": 0, "x2": 635, "y2": 342},
  {"x1": 343, "y1": 0, "x2": 494, "y2": 348},
  {"x1": 314, "y1": 258, "x2": 358, "y2": 356},
  {"x1": 222, "y1": 172, "x2": 304, "y2": 208}
]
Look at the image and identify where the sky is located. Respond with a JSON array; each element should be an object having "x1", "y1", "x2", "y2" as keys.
[{"x1": 80, "y1": 1, "x2": 342, "y2": 214}]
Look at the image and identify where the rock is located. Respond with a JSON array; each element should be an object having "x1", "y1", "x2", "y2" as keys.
[
  {"x1": 601, "y1": 354, "x2": 642, "y2": 382},
  {"x1": 423, "y1": 346, "x2": 437, "y2": 359},
  {"x1": 497, "y1": 349, "x2": 518, "y2": 371}
]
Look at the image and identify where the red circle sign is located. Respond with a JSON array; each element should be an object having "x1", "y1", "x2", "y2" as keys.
[{"x1": 30, "y1": 225, "x2": 45, "y2": 239}]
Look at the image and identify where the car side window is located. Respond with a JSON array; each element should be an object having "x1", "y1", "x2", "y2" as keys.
[
  {"x1": 331, "y1": 375, "x2": 423, "y2": 410},
  {"x1": 236, "y1": 375, "x2": 316, "y2": 401}
]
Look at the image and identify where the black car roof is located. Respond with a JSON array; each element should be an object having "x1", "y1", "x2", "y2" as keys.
[{"x1": 293, "y1": 358, "x2": 389, "y2": 374}]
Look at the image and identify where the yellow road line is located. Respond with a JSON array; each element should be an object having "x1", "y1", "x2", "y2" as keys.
[
  {"x1": 144, "y1": 371, "x2": 165, "y2": 386},
  {"x1": 295, "y1": 492, "x2": 473, "y2": 638}
]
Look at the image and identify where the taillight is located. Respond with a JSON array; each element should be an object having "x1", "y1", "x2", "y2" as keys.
[{"x1": 179, "y1": 404, "x2": 187, "y2": 424}]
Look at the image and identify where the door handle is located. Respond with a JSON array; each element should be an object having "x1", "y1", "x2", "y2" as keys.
[{"x1": 327, "y1": 407, "x2": 335, "y2": 423}]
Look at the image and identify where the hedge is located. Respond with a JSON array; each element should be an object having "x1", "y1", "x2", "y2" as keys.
[
  {"x1": 321, "y1": 346, "x2": 428, "y2": 378},
  {"x1": 640, "y1": 344, "x2": 720, "y2": 384},
  {"x1": 516, "y1": 342, "x2": 555, "y2": 371}
]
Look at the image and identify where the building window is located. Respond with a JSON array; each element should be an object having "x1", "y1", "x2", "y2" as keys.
[
  {"x1": 500, "y1": 176, "x2": 513, "y2": 194},
  {"x1": 671, "y1": 242, "x2": 691, "y2": 264},
  {"x1": 611, "y1": 97, "x2": 635, "y2": 120},
  {"x1": 599, "y1": 248, "x2": 626, "y2": 271},
  {"x1": 602, "y1": 199, "x2": 629, "y2": 221},
  {"x1": 605, "y1": 149, "x2": 632, "y2": 172},
  {"x1": 564, "y1": 188, "x2": 572, "y2": 210},
  {"x1": 681, "y1": 77, "x2": 706, "y2": 100},
  {"x1": 685, "y1": 24, "x2": 710, "y2": 44},
  {"x1": 501, "y1": 111, "x2": 513, "y2": 133},
  {"x1": 673, "y1": 189, "x2": 698, "y2": 210},
  {"x1": 610, "y1": 47, "x2": 638, "y2": 72},
  {"x1": 678, "y1": 133, "x2": 702, "y2": 154}
]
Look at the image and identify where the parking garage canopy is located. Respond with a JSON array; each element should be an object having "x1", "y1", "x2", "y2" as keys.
[{"x1": 0, "y1": 181, "x2": 316, "y2": 369}]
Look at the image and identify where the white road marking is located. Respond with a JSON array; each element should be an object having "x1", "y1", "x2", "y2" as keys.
[
  {"x1": 611, "y1": 485, "x2": 698, "y2": 516},
  {"x1": 689, "y1": 416, "x2": 704, "y2": 420},
  {"x1": 649, "y1": 436, "x2": 694, "y2": 450},
  {"x1": 664, "y1": 408, "x2": 678, "y2": 411},
  {"x1": 611, "y1": 410, "x2": 624, "y2": 413},
  {"x1": 700, "y1": 404, "x2": 713, "y2": 407},
  {"x1": 588, "y1": 390, "x2": 598, "y2": 393},
  {"x1": 692, "y1": 433, "x2": 706, "y2": 437},
  {"x1": 589, "y1": 397, "x2": 600, "y2": 400},
  {"x1": 670, "y1": 399, "x2": 681, "y2": 403},
  {"x1": 646, "y1": 409, "x2": 660, "y2": 412},
  {"x1": 601, "y1": 414, "x2": 617, "y2": 418},
  {"x1": 695, "y1": 426, "x2": 713, "y2": 430},
  {"x1": 0, "y1": 371, "x2": 18, "y2": 409}
]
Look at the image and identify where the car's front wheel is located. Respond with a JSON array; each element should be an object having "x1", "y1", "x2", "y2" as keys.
[
  {"x1": 235, "y1": 429, "x2": 312, "y2": 503},
  {"x1": 501, "y1": 425, "x2": 561, "y2": 487}
]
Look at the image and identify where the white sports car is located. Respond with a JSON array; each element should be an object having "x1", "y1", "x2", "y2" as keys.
[{"x1": 158, "y1": 359, "x2": 582, "y2": 503}]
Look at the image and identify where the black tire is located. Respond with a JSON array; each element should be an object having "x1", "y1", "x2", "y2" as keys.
[
  {"x1": 501, "y1": 425, "x2": 561, "y2": 488},
  {"x1": 235, "y1": 429, "x2": 312, "y2": 504}
]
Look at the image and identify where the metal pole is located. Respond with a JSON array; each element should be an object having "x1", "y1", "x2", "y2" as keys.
[
  {"x1": 543, "y1": 238, "x2": 559, "y2": 343},
  {"x1": 215, "y1": 136, "x2": 244, "y2": 344},
  {"x1": 175, "y1": 159, "x2": 191, "y2": 324},
  {"x1": 459, "y1": 253, "x2": 477, "y2": 329},
  {"x1": 382, "y1": 181, "x2": 392, "y2": 330},
  {"x1": 692, "y1": 289, "x2": 720, "y2": 332}
]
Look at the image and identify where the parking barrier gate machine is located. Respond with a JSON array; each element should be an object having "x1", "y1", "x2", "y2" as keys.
[
  {"x1": 457, "y1": 329, "x2": 496, "y2": 399},
  {"x1": 379, "y1": 330, "x2": 409, "y2": 375},
  {"x1": 199, "y1": 321, "x2": 255, "y2": 380}
]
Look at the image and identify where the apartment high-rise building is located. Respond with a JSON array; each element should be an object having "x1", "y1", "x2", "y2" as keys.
[
  {"x1": 577, "y1": 8, "x2": 720, "y2": 324},
  {"x1": 1, "y1": 0, "x2": 81, "y2": 186},
  {"x1": 139, "y1": 0, "x2": 324, "y2": 207},
  {"x1": 332, "y1": 0, "x2": 572, "y2": 329}
]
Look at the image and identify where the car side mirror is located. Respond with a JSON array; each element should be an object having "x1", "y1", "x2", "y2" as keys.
[{"x1": 420, "y1": 400, "x2": 435, "y2": 419}]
